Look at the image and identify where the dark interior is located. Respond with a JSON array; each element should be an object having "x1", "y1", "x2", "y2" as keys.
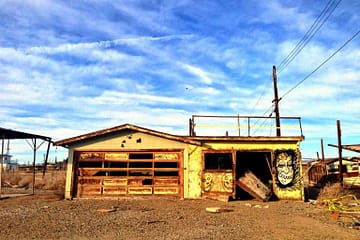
[{"x1": 235, "y1": 151, "x2": 272, "y2": 200}]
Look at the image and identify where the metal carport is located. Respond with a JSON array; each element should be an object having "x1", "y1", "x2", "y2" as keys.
[{"x1": 0, "y1": 127, "x2": 52, "y2": 197}]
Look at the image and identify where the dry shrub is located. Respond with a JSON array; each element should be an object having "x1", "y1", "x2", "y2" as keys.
[
  {"x1": 317, "y1": 183, "x2": 360, "y2": 203},
  {"x1": 2, "y1": 171, "x2": 22, "y2": 185},
  {"x1": 2, "y1": 170, "x2": 66, "y2": 192},
  {"x1": 40, "y1": 171, "x2": 66, "y2": 199},
  {"x1": 18, "y1": 175, "x2": 33, "y2": 188},
  {"x1": 38, "y1": 171, "x2": 66, "y2": 191}
]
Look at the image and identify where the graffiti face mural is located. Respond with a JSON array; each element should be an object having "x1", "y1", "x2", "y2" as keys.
[
  {"x1": 276, "y1": 152, "x2": 294, "y2": 186},
  {"x1": 274, "y1": 150, "x2": 298, "y2": 188}
]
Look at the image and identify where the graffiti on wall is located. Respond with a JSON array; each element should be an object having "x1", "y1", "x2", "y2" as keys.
[
  {"x1": 274, "y1": 150, "x2": 301, "y2": 189},
  {"x1": 203, "y1": 172, "x2": 233, "y2": 193}
]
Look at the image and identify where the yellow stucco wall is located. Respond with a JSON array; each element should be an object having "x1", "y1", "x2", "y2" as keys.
[
  {"x1": 186, "y1": 145, "x2": 202, "y2": 198},
  {"x1": 64, "y1": 131, "x2": 303, "y2": 201},
  {"x1": 65, "y1": 149, "x2": 74, "y2": 199},
  {"x1": 185, "y1": 140, "x2": 304, "y2": 201},
  {"x1": 69, "y1": 131, "x2": 189, "y2": 150}
]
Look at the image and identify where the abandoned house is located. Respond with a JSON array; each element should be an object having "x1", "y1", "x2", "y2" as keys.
[{"x1": 54, "y1": 115, "x2": 305, "y2": 201}]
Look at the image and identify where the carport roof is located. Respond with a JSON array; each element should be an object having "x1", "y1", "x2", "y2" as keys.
[
  {"x1": 0, "y1": 127, "x2": 51, "y2": 141},
  {"x1": 341, "y1": 144, "x2": 360, "y2": 153},
  {"x1": 328, "y1": 144, "x2": 360, "y2": 154}
]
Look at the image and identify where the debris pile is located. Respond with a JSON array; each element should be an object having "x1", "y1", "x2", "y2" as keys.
[{"x1": 323, "y1": 194, "x2": 360, "y2": 229}]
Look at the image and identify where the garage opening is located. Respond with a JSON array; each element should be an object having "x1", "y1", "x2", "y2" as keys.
[{"x1": 235, "y1": 151, "x2": 272, "y2": 200}]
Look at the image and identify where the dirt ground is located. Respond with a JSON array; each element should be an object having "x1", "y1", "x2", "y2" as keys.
[{"x1": 0, "y1": 190, "x2": 359, "y2": 240}]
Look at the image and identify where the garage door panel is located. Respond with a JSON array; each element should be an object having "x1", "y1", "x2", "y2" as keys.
[
  {"x1": 154, "y1": 187, "x2": 179, "y2": 194},
  {"x1": 103, "y1": 186, "x2": 127, "y2": 195},
  {"x1": 75, "y1": 151, "x2": 182, "y2": 197}
]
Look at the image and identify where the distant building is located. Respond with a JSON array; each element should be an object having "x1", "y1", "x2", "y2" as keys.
[
  {"x1": 307, "y1": 157, "x2": 360, "y2": 187},
  {"x1": 0, "y1": 153, "x2": 18, "y2": 171}
]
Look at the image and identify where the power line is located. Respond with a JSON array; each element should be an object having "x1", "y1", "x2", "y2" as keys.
[
  {"x1": 249, "y1": 0, "x2": 341, "y2": 115},
  {"x1": 281, "y1": 29, "x2": 360, "y2": 100},
  {"x1": 249, "y1": 76, "x2": 272, "y2": 115},
  {"x1": 278, "y1": 0, "x2": 341, "y2": 74},
  {"x1": 250, "y1": 104, "x2": 274, "y2": 135},
  {"x1": 277, "y1": 0, "x2": 333, "y2": 70}
]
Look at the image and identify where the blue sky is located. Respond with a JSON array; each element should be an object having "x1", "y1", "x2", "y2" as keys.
[{"x1": 0, "y1": 0, "x2": 359, "y2": 164}]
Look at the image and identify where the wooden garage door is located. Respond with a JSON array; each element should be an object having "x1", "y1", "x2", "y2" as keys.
[{"x1": 75, "y1": 151, "x2": 182, "y2": 197}]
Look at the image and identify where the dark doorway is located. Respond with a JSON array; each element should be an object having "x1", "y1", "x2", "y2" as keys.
[{"x1": 235, "y1": 151, "x2": 272, "y2": 200}]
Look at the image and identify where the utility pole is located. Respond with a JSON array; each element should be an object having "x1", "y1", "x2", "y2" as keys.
[
  {"x1": 337, "y1": 120, "x2": 343, "y2": 187},
  {"x1": 272, "y1": 66, "x2": 281, "y2": 136},
  {"x1": 321, "y1": 138, "x2": 325, "y2": 161}
]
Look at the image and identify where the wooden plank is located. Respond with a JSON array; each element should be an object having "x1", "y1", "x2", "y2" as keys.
[
  {"x1": 104, "y1": 153, "x2": 128, "y2": 161},
  {"x1": 78, "y1": 177, "x2": 102, "y2": 185},
  {"x1": 203, "y1": 192, "x2": 230, "y2": 202},
  {"x1": 153, "y1": 187, "x2": 179, "y2": 194},
  {"x1": 78, "y1": 185, "x2": 102, "y2": 196},
  {"x1": 128, "y1": 187, "x2": 153, "y2": 194},
  {"x1": 103, "y1": 178, "x2": 127, "y2": 186},
  {"x1": 237, "y1": 171, "x2": 272, "y2": 201},
  {"x1": 154, "y1": 178, "x2": 179, "y2": 185},
  {"x1": 102, "y1": 186, "x2": 127, "y2": 195}
]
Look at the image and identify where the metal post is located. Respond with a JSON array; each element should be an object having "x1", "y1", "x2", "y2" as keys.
[
  {"x1": 272, "y1": 66, "x2": 281, "y2": 136},
  {"x1": 337, "y1": 120, "x2": 343, "y2": 187},
  {"x1": 0, "y1": 136, "x2": 4, "y2": 197},
  {"x1": 321, "y1": 138, "x2": 325, "y2": 161},
  {"x1": 32, "y1": 138, "x2": 37, "y2": 195},
  {"x1": 42, "y1": 139, "x2": 51, "y2": 178},
  {"x1": 237, "y1": 114, "x2": 240, "y2": 136}
]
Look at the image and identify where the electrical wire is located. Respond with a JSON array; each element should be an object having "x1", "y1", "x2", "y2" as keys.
[
  {"x1": 250, "y1": 104, "x2": 274, "y2": 135},
  {"x1": 280, "y1": 29, "x2": 360, "y2": 100},
  {"x1": 277, "y1": 0, "x2": 333, "y2": 71},
  {"x1": 249, "y1": 0, "x2": 344, "y2": 124},
  {"x1": 249, "y1": 0, "x2": 340, "y2": 116},
  {"x1": 278, "y1": 0, "x2": 341, "y2": 74},
  {"x1": 249, "y1": 76, "x2": 272, "y2": 115}
]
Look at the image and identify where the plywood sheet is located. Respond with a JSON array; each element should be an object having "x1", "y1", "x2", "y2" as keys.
[{"x1": 237, "y1": 171, "x2": 272, "y2": 201}]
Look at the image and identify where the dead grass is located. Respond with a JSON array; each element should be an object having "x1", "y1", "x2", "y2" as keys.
[
  {"x1": 2, "y1": 172, "x2": 22, "y2": 186},
  {"x1": 2, "y1": 170, "x2": 66, "y2": 192},
  {"x1": 317, "y1": 183, "x2": 360, "y2": 203}
]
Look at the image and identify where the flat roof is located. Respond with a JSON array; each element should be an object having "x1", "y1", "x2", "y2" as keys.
[{"x1": 0, "y1": 127, "x2": 51, "y2": 141}]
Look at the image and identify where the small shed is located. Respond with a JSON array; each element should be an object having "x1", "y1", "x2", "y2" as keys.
[{"x1": 55, "y1": 118, "x2": 305, "y2": 201}]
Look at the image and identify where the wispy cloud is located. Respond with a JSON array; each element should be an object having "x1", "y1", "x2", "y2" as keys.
[
  {"x1": 0, "y1": 0, "x2": 359, "y2": 162},
  {"x1": 180, "y1": 63, "x2": 213, "y2": 84}
]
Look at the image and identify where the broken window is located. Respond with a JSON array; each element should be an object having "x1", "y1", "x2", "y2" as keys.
[
  {"x1": 129, "y1": 153, "x2": 153, "y2": 160},
  {"x1": 204, "y1": 153, "x2": 232, "y2": 170},
  {"x1": 104, "y1": 161, "x2": 127, "y2": 168},
  {"x1": 78, "y1": 161, "x2": 102, "y2": 168}
]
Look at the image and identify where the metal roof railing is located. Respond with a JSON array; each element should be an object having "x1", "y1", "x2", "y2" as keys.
[{"x1": 189, "y1": 115, "x2": 303, "y2": 137}]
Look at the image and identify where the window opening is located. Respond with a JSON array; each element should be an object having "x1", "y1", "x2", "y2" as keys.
[
  {"x1": 129, "y1": 153, "x2": 153, "y2": 160},
  {"x1": 129, "y1": 162, "x2": 152, "y2": 168},
  {"x1": 78, "y1": 161, "x2": 102, "y2": 168},
  {"x1": 155, "y1": 162, "x2": 178, "y2": 168},
  {"x1": 104, "y1": 161, "x2": 127, "y2": 168},
  {"x1": 204, "y1": 153, "x2": 232, "y2": 170}
]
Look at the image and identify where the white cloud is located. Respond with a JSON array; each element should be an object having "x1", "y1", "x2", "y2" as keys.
[
  {"x1": 180, "y1": 63, "x2": 213, "y2": 84},
  {"x1": 1, "y1": 0, "x2": 359, "y2": 162}
]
